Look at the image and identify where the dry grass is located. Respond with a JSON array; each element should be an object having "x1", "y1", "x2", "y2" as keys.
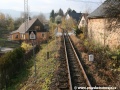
[{"x1": 70, "y1": 35, "x2": 119, "y2": 89}]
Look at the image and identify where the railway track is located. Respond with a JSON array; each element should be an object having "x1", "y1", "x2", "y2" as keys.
[{"x1": 63, "y1": 31, "x2": 92, "y2": 90}]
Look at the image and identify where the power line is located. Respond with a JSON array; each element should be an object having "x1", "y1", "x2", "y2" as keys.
[{"x1": 67, "y1": 0, "x2": 102, "y2": 4}]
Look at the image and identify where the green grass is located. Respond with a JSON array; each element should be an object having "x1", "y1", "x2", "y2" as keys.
[
  {"x1": 6, "y1": 39, "x2": 59, "y2": 90},
  {"x1": 21, "y1": 39, "x2": 59, "y2": 90}
]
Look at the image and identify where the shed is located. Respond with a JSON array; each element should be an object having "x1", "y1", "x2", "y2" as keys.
[{"x1": 87, "y1": 0, "x2": 120, "y2": 49}]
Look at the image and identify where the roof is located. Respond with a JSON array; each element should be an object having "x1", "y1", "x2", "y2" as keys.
[
  {"x1": 88, "y1": 2, "x2": 107, "y2": 18},
  {"x1": 88, "y1": 0, "x2": 120, "y2": 18},
  {"x1": 44, "y1": 24, "x2": 49, "y2": 32},
  {"x1": 68, "y1": 10, "x2": 82, "y2": 22},
  {"x1": 11, "y1": 18, "x2": 37, "y2": 34}
]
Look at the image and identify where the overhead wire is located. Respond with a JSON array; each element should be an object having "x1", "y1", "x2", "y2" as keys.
[{"x1": 67, "y1": 0, "x2": 103, "y2": 4}]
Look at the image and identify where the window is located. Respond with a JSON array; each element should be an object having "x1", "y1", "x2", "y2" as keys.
[
  {"x1": 24, "y1": 34, "x2": 25, "y2": 39},
  {"x1": 42, "y1": 33, "x2": 45, "y2": 37},
  {"x1": 20, "y1": 34, "x2": 24, "y2": 39},
  {"x1": 15, "y1": 35, "x2": 18, "y2": 38},
  {"x1": 34, "y1": 26, "x2": 40, "y2": 30}
]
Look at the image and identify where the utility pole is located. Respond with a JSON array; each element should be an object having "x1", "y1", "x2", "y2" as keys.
[{"x1": 24, "y1": 0, "x2": 29, "y2": 35}]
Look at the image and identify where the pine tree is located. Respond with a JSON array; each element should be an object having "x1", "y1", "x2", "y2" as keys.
[
  {"x1": 58, "y1": 8, "x2": 64, "y2": 16},
  {"x1": 67, "y1": 8, "x2": 72, "y2": 13},
  {"x1": 50, "y1": 10, "x2": 55, "y2": 22}
]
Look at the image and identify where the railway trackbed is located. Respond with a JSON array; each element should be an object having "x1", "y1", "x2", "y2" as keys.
[
  {"x1": 63, "y1": 32, "x2": 92, "y2": 90},
  {"x1": 50, "y1": 31, "x2": 92, "y2": 90}
]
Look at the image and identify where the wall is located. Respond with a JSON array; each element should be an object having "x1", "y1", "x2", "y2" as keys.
[
  {"x1": 37, "y1": 32, "x2": 49, "y2": 41},
  {"x1": 88, "y1": 18, "x2": 120, "y2": 50},
  {"x1": 11, "y1": 32, "x2": 20, "y2": 40},
  {"x1": 65, "y1": 14, "x2": 70, "y2": 20},
  {"x1": 78, "y1": 16, "x2": 87, "y2": 29}
]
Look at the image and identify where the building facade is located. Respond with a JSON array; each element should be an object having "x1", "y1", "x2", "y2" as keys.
[{"x1": 78, "y1": 14, "x2": 88, "y2": 29}]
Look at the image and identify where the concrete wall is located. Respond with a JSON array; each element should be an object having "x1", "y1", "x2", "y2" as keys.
[{"x1": 88, "y1": 18, "x2": 120, "y2": 50}]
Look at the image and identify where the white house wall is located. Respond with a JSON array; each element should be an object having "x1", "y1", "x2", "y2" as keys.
[
  {"x1": 66, "y1": 14, "x2": 70, "y2": 20},
  {"x1": 78, "y1": 16, "x2": 87, "y2": 29}
]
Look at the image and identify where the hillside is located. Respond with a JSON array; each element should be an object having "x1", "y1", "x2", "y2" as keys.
[{"x1": 0, "y1": 9, "x2": 50, "y2": 20}]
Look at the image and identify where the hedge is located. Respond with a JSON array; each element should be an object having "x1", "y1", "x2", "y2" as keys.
[
  {"x1": 0, "y1": 47, "x2": 25, "y2": 89},
  {"x1": 0, "y1": 45, "x2": 40, "y2": 89}
]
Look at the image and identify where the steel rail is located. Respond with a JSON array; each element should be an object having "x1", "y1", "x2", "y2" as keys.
[
  {"x1": 63, "y1": 32, "x2": 73, "y2": 90},
  {"x1": 64, "y1": 32, "x2": 92, "y2": 90}
]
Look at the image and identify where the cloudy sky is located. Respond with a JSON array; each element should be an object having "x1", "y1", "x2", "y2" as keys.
[{"x1": 0, "y1": 0, "x2": 105, "y2": 13}]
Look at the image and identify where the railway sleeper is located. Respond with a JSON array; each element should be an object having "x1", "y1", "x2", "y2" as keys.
[{"x1": 58, "y1": 83, "x2": 69, "y2": 89}]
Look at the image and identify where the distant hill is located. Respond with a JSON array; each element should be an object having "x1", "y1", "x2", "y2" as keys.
[{"x1": 0, "y1": 9, "x2": 50, "y2": 20}]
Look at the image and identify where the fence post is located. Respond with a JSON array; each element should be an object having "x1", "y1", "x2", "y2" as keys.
[
  {"x1": 0, "y1": 72, "x2": 1, "y2": 90},
  {"x1": 33, "y1": 40, "x2": 36, "y2": 77}
]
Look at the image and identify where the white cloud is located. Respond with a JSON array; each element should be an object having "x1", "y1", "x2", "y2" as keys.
[
  {"x1": 0, "y1": 0, "x2": 106, "y2": 13},
  {"x1": 42, "y1": 0, "x2": 52, "y2": 4},
  {"x1": 1, "y1": 0, "x2": 22, "y2": 3}
]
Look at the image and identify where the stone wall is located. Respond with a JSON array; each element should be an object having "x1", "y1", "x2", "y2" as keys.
[{"x1": 88, "y1": 18, "x2": 120, "y2": 50}]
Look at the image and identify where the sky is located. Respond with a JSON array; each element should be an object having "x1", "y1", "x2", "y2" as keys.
[{"x1": 0, "y1": 0, "x2": 106, "y2": 13}]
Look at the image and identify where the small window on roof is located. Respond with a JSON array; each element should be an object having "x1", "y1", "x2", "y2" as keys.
[{"x1": 35, "y1": 26, "x2": 40, "y2": 30}]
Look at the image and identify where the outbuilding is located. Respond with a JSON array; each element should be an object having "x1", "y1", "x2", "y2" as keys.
[{"x1": 87, "y1": 0, "x2": 120, "y2": 49}]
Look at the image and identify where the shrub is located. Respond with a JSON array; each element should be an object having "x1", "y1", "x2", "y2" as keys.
[
  {"x1": 78, "y1": 34, "x2": 85, "y2": 40},
  {"x1": 0, "y1": 47, "x2": 25, "y2": 89},
  {"x1": 74, "y1": 26, "x2": 83, "y2": 36},
  {"x1": 21, "y1": 42, "x2": 32, "y2": 51},
  {"x1": 107, "y1": 49, "x2": 120, "y2": 68}
]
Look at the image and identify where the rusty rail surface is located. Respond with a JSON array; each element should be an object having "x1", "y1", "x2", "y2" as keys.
[{"x1": 63, "y1": 31, "x2": 92, "y2": 90}]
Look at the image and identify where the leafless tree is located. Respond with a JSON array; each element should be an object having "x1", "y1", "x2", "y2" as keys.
[
  {"x1": 33, "y1": 13, "x2": 46, "y2": 23},
  {"x1": 105, "y1": 0, "x2": 120, "y2": 31}
]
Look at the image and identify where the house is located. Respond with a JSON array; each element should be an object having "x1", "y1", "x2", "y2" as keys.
[
  {"x1": 66, "y1": 10, "x2": 82, "y2": 23},
  {"x1": 78, "y1": 13, "x2": 88, "y2": 29},
  {"x1": 87, "y1": 0, "x2": 120, "y2": 49},
  {"x1": 55, "y1": 15, "x2": 62, "y2": 24},
  {"x1": 11, "y1": 18, "x2": 49, "y2": 42}
]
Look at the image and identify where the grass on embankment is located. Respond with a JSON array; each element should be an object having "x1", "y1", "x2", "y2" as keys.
[
  {"x1": 22, "y1": 39, "x2": 59, "y2": 90},
  {"x1": 7, "y1": 39, "x2": 59, "y2": 90}
]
